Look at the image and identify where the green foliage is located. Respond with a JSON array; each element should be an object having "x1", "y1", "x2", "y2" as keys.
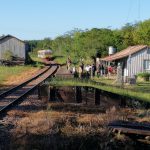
[
  {"x1": 137, "y1": 72, "x2": 150, "y2": 81},
  {"x1": 27, "y1": 19, "x2": 150, "y2": 64},
  {"x1": 27, "y1": 38, "x2": 52, "y2": 52},
  {"x1": 137, "y1": 72, "x2": 150, "y2": 78},
  {"x1": 2, "y1": 50, "x2": 13, "y2": 61},
  {"x1": 133, "y1": 20, "x2": 150, "y2": 45}
]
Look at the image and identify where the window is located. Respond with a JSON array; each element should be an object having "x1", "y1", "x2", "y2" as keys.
[
  {"x1": 147, "y1": 48, "x2": 150, "y2": 54},
  {"x1": 144, "y1": 60, "x2": 150, "y2": 70}
]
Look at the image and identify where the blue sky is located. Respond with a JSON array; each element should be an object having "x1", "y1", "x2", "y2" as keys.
[{"x1": 0, "y1": 0, "x2": 150, "y2": 40}]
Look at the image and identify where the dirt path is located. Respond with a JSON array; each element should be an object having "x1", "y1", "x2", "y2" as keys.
[{"x1": 56, "y1": 66, "x2": 73, "y2": 76}]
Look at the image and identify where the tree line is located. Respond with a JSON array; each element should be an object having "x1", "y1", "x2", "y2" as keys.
[{"x1": 27, "y1": 19, "x2": 150, "y2": 63}]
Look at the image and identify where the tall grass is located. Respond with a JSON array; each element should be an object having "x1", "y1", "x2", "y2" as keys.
[
  {"x1": 29, "y1": 52, "x2": 43, "y2": 63},
  {"x1": 0, "y1": 66, "x2": 35, "y2": 84}
]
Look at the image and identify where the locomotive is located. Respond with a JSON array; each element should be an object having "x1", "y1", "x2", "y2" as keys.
[{"x1": 38, "y1": 49, "x2": 52, "y2": 61}]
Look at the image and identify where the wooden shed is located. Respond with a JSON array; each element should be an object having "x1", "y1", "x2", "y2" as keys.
[
  {"x1": 0, "y1": 35, "x2": 28, "y2": 64},
  {"x1": 101, "y1": 45, "x2": 150, "y2": 78}
]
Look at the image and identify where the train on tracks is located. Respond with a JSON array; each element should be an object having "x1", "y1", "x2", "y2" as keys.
[{"x1": 38, "y1": 49, "x2": 52, "y2": 61}]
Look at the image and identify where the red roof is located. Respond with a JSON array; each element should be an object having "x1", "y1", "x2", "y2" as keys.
[{"x1": 101, "y1": 45, "x2": 148, "y2": 61}]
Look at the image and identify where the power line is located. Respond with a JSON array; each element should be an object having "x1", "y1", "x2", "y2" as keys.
[
  {"x1": 138, "y1": 0, "x2": 141, "y2": 21},
  {"x1": 126, "y1": 0, "x2": 133, "y2": 23},
  {"x1": 126, "y1": 0, "x2": 141, "y2": 23}
]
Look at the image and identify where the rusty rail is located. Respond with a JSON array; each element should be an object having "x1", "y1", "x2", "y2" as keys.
[
  {"x1": 108, "y1": 120, "x2": 150, "y2": 136},
  {"x1": 0, "y1": 66, "x2": 51, "y2": 99},
  {"x1": 0, "y1": 64, "x2": 58, "y2": 116}
]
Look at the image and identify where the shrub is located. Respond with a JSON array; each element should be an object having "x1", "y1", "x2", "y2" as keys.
[
  {"x1": 137, "y1": 72, "x2": 150, "y2": 81},
  {"x1": 2, "y1": 50, "x2": 13, "y2": 61}
]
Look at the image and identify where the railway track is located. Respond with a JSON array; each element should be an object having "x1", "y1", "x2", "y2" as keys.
[
  {"x1": 108, "y1": 120, "x2": 150, "y2": 141},
  {"x1": 0, "y1": 64, "x2": 58, "y2": 116}
]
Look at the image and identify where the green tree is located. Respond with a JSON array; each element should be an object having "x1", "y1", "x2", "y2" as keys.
[{"x1": 134, "y1": 20, "x2": 150, "y2": 45}]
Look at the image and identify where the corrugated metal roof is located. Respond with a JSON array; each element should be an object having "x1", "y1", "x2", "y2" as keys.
[{"x1": 101, "y1": 45, "x2": 148, "y2": 61}]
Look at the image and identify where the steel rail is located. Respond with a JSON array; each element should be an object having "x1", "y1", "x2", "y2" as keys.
[
  {"x1": 108, "y1": 120, "x2": 150, "y2": 136},
  {"x1": 0, "y1": 66, "x2": 51, "y2": 99},
  {"x1": 0, "y1": 65, "x2": 58, "y2": 115}
]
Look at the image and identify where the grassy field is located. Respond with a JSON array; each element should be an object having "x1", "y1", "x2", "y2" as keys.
[
  {"x1": 29, "y1": 52, "x2": 43, "y2": 63},
  {"x1": 92, "y1": 77, "x2": 150, "y2": 93},
  {"x1": 49, "y1": 78, "x2": 150, "y2": 103},
  {"x1": 0, "y1": 66, "x2": 38, "y2": 85}
]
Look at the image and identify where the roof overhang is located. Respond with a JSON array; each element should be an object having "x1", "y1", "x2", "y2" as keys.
[
  {"x1": 100, "y1": 45, "x2": 148, "y2": 62},
  {"x1": 0, "y1": 34, "x2": 25, "y2": 43}
]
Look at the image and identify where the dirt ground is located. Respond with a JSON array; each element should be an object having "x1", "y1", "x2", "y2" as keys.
[
  {"x1": 0, "y1": 88, "x2": 149, "y2": 150},
  {"x1": 0, "y1": 66, "x2": 149, "y2": 150}
]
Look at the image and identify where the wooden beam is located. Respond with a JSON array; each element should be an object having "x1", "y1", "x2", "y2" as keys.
[
  {"x1": 109, "y1": 126, "x2": 150, "y2": 136},
  {"x1": 95, "y1": 88, "x2": 101, "y2": 105},
  {"x1": 75, "y1": 86, "x2": 82, "y2": 103},
  {"x1": 49, "y1": 86, "x2": 56, "y2": 101}
]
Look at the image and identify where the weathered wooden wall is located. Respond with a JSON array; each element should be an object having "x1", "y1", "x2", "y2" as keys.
[
  {"x1": 127, "y1": 47, "x2": 150, "y2": 76},
  {"x1": 0, "y1": 36, "x2": 27, "y2": 60}
]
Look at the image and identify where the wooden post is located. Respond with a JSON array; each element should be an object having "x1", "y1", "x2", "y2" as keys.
[
  {"x1": 49, "y1": 86, "x2": 56, "y2": 102},
  {"x1": 75, "y1": 86, "x2": 82, "y2": 103},
  {"x1": 38, "y1": 85, "x2": 41, "y2": 99},
  {"x1": 85, "y1": 86, "x2": 88, "y2": 104},
  {"x1": 38, "y1": 84, "x2": 49, "y2": 102},
  {"x1": 95, "y1": 88, "x2": 101, "y2": 105},
  {"x1": 120, "y1": 97, "x2": 126, "y2": 107}
]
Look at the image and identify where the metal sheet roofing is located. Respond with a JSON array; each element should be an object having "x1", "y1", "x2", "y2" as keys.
[{"x1": 100, "y1": 45, "x2": 148, "y2": 61}]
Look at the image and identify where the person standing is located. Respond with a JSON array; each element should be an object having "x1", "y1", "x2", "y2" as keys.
[
  {"x1": 72, "y1": 66, "x2": 78, "y2": 78},
  {"x1": 81, "y1": 62, "x2": 84, "y2": 71},
  {"x1": 91, "y1": 64, "x2": 96, "y2": 77},
  {"x1": 101, "y1": 64, "x2": 104, "y2": 76},
  {"x1": 103, "y1": 64, "x2": 107, "y2": 76},
  {"x1": 67, "y1": 57, "x2": 71, "y2": 70},
  {"x1": 72, "y1": 66, "x2": 76, "y2": 74},
  {"x1": 108, "y1": 65, "x2": 113, "y2": 77},
  {"x1": 85, "y1": 65, "x2": 90, "y2": 78},
  {"x1": 78, "y1": 65, "x2": 83, "y2": 78},
  {"x1": 98, "y1": 64, "x2": 102, "y2": 76}
]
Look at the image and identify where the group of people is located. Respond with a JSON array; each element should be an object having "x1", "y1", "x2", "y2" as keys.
[
  {"x1": 66, "y1": 57, "x2": 116, "y2": 78},
  {"x1": 97, "y1": 63, "x2": 116, "y2": 76},
  {"x1": 78, "y1": 63, "x2": 96, "y2": 78}
]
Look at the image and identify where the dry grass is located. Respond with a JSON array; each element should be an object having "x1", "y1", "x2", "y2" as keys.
[
  {"x1": 77, "y1": 114, "x2": 105, "y2": 126},
  {"x1": 11, "y1": 104, "x2": 150, "y2": 139},
  {"x1": 12, "y1": 111, "x2": 55, "y2": 138},
  {"x1": 134, "y1": 109, "x2": 150, "y2": 123},
  {"x1": 3, "y1": 67, "x2": 39, "y2": 86},
  {"x1": 10, "y1": 104, "x2": 131, "y2": 139},
  {"x1": 7, "y1": 110, "x2": 30, "y2": 118},
  {"x1": 3, "y1": 102, "x2": 149, "y2": 150},
  {"x1": 0, "y1": 66, "x2": 39, "y2": 94}
]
